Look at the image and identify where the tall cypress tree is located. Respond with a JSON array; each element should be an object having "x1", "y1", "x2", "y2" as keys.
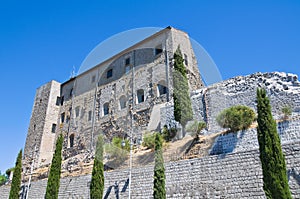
[
  {"x1": 153, "y1": 133, "x2": 166, "y2": 199},
  {"x1": 256, "y1": 88, "x2": 292, "y2": 199},
  {"x1": 9, "y1": 149, "x2": 22, "y2": 199},
  {"x1": 173, "y1": 46, "x2": 193, "y2": 137},
  {"x1": 90, "y1": 135, "x2": 104, "y2": 199},
  {"x1": 45, "y1": 134, "x2": 63, "y2": 199}
]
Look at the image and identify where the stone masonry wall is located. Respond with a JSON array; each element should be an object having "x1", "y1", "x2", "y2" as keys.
[
  {"x1": 210, "y1": 118, "x2": 300, "y2": 155},
  {"x1": 161, "y1": 72, "x2": 300, "y2": 134},
  {"x1": 1, "y1": 141, "x2": 299, "y2": 198}
]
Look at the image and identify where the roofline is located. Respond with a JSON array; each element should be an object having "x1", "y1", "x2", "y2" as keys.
[{"x1": 65, "y1": 26, "x2": 178, "y2": 83}]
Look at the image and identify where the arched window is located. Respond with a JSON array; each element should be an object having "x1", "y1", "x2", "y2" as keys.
[
  {"x1": 137, "y1": 89, "x2": 145, "y2": 104},
  {"x1": 69, "y1": 134, "x2": 74, "y2": 148},
  {"x1": 119, "y1": 96, "x2": 127, "y2": 109},
  {"x1": 157, "y1": 84, "x2": 168, "y2": 96},
  {"x1": 103, "y1": 102, "x2": 109, "y2": 116}
]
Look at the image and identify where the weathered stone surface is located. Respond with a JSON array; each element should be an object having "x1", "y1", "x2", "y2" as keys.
[{"x1": 1, "y1": 141, "x2": 299, "y2": 198}]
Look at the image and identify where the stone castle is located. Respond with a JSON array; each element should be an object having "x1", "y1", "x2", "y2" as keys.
[
  {"x1": 1, "y1": 27, "x2": 300, "y2": 198},
  {"x1": 23, "y1": 27, "x2": 204, "y2": 175}
]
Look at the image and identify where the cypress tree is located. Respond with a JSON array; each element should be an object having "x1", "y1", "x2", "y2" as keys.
[
  {"x1": 256, "y1": 88, "x2": 292, "y2": 199},
  {"x1": 45, "y1": 134, "x2": 63, "y2": 199},
  {"x1": 9, "y1": 149, "x2": 22, "y2": 199},
  {"x1": 90, "y1": 135, "x2": 104, "y2": 199},
  {"x1": 173, "y1": 46, "x2": 193, "y2": 137},
  {"x1": 153, "y1": 133, "x2": 166, "y2": 199}
]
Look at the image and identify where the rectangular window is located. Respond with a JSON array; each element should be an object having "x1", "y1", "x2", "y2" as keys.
[
  {"x1": 51, "y1": 124, "x2": 56, "y2": 133},
  {"x1": 61, "y1": 112, "x2": 65, "y2": 123},
  {"x1": 155, "y1": 44, "x2": 163, "y2": 55},
  {"x1": 184, "y1": 54, "x2": 188, "y2": 66},
  {"x1": 75, "y1": 106, "x2": 80, "y2": 117},
  {"x1": 88, "y1": 110, "x2": 92, "y2": 121},
  {"x1": 56, "y1": 97, "x2": 61, "y2": 106},
  {"x1": 107, "y1": 69, "x2": 113, "y2": 78},
  {"x1": 125, "y1": 58, "x2": 130, "y2": 66},
  {"x1": 91, "y1": 75, "x2": 96, "y2": 83}
]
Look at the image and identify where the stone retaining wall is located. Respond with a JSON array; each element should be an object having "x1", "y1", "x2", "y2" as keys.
[
  {"x1": 210, "y1": 119, "x2": 300, "y2": 155},
  {"x1": 1, "y1": 141, "x2": 300, "y2": 198}
]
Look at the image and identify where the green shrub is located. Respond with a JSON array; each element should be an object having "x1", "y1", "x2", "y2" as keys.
[
  {"x1": 111, "y1": 137, "x2": 130, "y2": 152},
  {"x1": 9, "y1": 150, "x2": 22, "y2": 199},
  {"x1": 45, "y1": 134, "x2": 63, "y2": 199},
  {"x1": 257, "y1": 88, "x2": 292, "y2": 198},
  {"x1": 142, "y1": 132, "x2": 157, "y2": 149},
  {"x1": 90, "y1": 135, "x2": 104, "y2": 199},
  {"x1": 186, "y1": 121, "x2": 206, "y2": 139},
  {"x1": 282, "y1": 105, "x2": 292, "y2": 120},
  {"x1": 216, "y1": 105, "x2": 256, "y2": 132},
  {"x1": 104, "y1": 137, "x2": 129, "y2": 168},
  {"x1": 161, "y1": 126, "x2": 177, "y2": 142},
  {"x1": 153, "y1": 133, "x2": 166, "y2": 198}
]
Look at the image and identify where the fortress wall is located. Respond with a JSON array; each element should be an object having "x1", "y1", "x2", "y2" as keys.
[
  {"x1": 2, "y1": 141, "x2": 299, "y2": 198},
  {"x1": 189, "y1": 72, "x2": 300, "y2": 133},
  {"x1": 210, "y1": 119, "x2": 300, "y2": 155}
]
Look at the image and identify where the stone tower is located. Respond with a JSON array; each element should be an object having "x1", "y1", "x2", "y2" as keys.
[{"x1": 23, "y1": 80, "x2": 61, "y2": 173}]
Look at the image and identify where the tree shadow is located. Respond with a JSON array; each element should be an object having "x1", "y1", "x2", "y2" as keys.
[{"x1": 288, "y1": 168, "x2": 300, "y2": 186}]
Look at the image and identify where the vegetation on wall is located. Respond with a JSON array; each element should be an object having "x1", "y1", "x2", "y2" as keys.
[
  {"x1": 45, "y1": 134, "x2": 63, "y2": 199},
  {"x1": 173, "y1": 46, "x2": 193, "y2": 137},
  {"x1": 142, "y1": 132, "x2": 157, "y2": 149},
  {"x1": 216, "y1": 105, "x2": 256, "y2": 132},
  {"x1": 161, "y1": 125, "x2": 177, "y2": 142},
  {"x1": 9, "y1": 149, "x2": 22, "y2": 199},
  {"x1": 186, "y1": 120, "x2": 206, "y2": 141},
  {"x1": 256, "y1": 88, "x2": 292, "y2": 199},
  {"x1": 282, "y1": 105, "x2": 292, "y2": 120},
  {"x1": 104, "y1": 137, "x2": 129, "y2": 168},
  {"x1": 153, "y1": 133, "x2": 166, "y2": 199},
  {"x1": 0, "y1": 171, "x2": 7, "y2": 186},
  {"x1": 90, "y1": 135, "x2": 104, "y2": 199}
]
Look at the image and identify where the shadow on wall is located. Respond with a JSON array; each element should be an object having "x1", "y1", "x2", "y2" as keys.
[
  {"x1": 209, "y1": 131, "x2": 247, "y2": 157},
  {"x1": 288, "y1": 168, "x2": 300, "y2": 187},
  {"x1": 104, "y1": 178, "x2": 129, "y2": 199}
]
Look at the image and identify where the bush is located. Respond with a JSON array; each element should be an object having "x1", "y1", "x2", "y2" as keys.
[
  {"x1": 104, "y1": 137, "x2": 129, "y2": 168},
  {"x1": 161, "y1": 126, "x2": 177, "y2": 142},
  {"x1": 216, "y1": 105, "x2": 256, "y2": 132},
  {"x1": 142, "y1": 132, "x2": 156, "y2": 149},
  {"x1": 282, "y1": 105, "x2": 292, "y2": 120},
  {"x1": 186, "y1": 121, "x2": 206, "y2": 139}
]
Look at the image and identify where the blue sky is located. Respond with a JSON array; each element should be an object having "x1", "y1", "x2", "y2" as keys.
[{"x1": 0, "y1": 0, "x2": 299, "y2": 173}]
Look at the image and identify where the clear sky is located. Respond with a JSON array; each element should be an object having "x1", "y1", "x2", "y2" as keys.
[{"x1": 0, "y1": 0, "x2": 299, "y2": 173}]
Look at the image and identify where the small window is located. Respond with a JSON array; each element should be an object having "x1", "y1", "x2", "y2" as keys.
[
  {"x1": 119, "y1": 96, "x2": 126, "y2": 109},
  {"x1": 56, "y1": 97, "x2": 61, "y2": 106},
  {"x1": 155, "y1": 44, "x2": 163, "y2": 55},
  {"x1": 33, "y1": 124, "x2": 36, "y2": 131},
  {"x1": 103, "y1": 102, "x2": 109, "y2": 116},
  {"x1": 157, "y1": 84, "x2": 168, "y2": 96},
  {"x1": 137, "y1": 89, "x2": 145, "y2": 104},
  {"x1": 61, "y1": 113, "x2": 65, "y2": 123},
  {"x1": 91, "y1": 75, "x2": 96, "y2": 83},
  {"x1": 184, "y1": 54, "x2": 188, "y2": 66},
  {"x1": 107, "y1": 69, "x2": 113, "y2": 78},
  {"x1": 88, "y1": 110, "x2": 92, "y2": 121},
  {"x1": 70, "y1": 88, "x2": 73, "y2": 98},
  {"x1": 51, "y1": 124, "x2": 56, "y2": 133},
  {"x1": 125, "y1": 58, "x2": 130, "y2": 66},
  {"x1": 60, "y1": 97, "x2": 63, "y2": 105},
  {"x1": 75, "y1": 106, "x2": 80, "y2": 117},
  {"x1": 69, "y1": 134, "x2": 74, "y2": 148}
]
